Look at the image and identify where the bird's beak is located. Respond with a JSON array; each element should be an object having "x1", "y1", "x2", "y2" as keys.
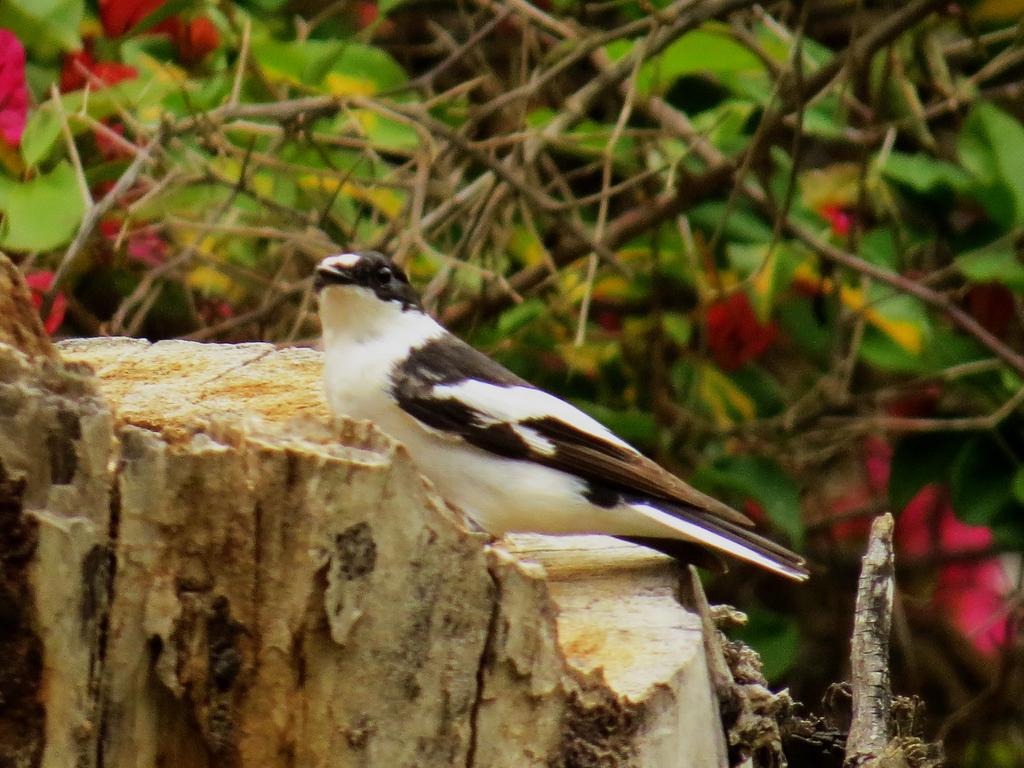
[{"x1": 314, "y1": 263, "x2": 352, "y2": 293}]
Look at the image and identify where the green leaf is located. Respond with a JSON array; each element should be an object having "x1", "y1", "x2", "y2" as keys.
[
  {"x1": 570, "y1": 401, "x2": 657, "y2": 450},
  {"x1": 732, "y1": 607, "x2": 799, "y2": 681},
  {"x1": 801, "y1": 95, "x2": 847, "y2": 139},
  {"x1": 20, "y1": 106, "x2": 63, "y2": 168},
  {"x1": 607, "y1": 27, "x2": 765, "y2": 96},
  {"x1": 858, "y1": 228, "x2": 900, "y2": 271},
  {"x1": 955, "y1": 244, "x2": 1024, "y2": 290},
  {"x1": 859, "y1": 328, "x2": 929, "y2": 374},
  {"x1": 690, "y1": 100, "x2": 756, "y2": 155},
  {"x1": 958, "y1": 103, "x2": 1024, "y2": 227},
  {"x1": 688, "y1": 201, "x2": 772, "y2": 243},
  {"x1": 252, "y1": 38, "x2": 407, "y2": 95},
  {"x1": 881, "y1": 152, "x2": 972, "y2": 194},
  {"x1": 496, "y1": 299, "x2": 546, "y2": 335},
  {"x1": 0, "y1": 0, "x2": 82, "y2": 52},
  {"x1": 950, "y1": 436, "x2": 1017, "y2": 527},
  {"x1": 0, "y1": 162, "x2": 85, "y2": 251},
  {"x1": 890, "y1": 433, "x2": 963, "y2": 512},
  {"x1": 777, "y1": 300, "x2": 831, "y2": 360},
  {"x1": 694, "y1": 455, "x2": 804, "y2": 546},
  {"x1": 662, "y1": 313, "x2": 692, "y2": 346},
  {"x1": 1014, "y1": 467, "x2": 1024, "y2": 505}
]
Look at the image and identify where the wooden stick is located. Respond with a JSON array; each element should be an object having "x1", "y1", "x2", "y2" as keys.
[{"x1": 845, "y1": 513, "x2": 896, "y2": 766}]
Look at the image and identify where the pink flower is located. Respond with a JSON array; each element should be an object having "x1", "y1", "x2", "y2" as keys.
[
  {"x1": 125, "y1": 226, "x2": 168, "y2": 267},
  {"x1": 24, "y1": 271, "x2": 68, "y2": 335},
  {"x1": 896, "y1": 485, "x2": 1011, "y2": 655},
  {"x1": 824, "y1": 435, "x2": 1011, "y2": 655},
  {"x1": 0, "y1": 29, "x2": 28, "y2": 147}
]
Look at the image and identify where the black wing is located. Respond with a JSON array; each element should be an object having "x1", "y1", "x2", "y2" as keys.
[{"x1": 390, "y1": 336, "x2": 753, "y2": 527}]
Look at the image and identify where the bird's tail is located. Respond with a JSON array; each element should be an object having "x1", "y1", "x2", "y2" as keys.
[{"x1": 624, "y1": 499, "x2": 809, "y2": 581}]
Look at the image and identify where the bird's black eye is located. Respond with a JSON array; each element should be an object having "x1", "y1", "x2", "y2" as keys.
[{"x1": 375, "y1": 266, "x2": 393, "y2": 284}]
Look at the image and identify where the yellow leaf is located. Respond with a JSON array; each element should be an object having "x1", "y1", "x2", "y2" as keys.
[
  {"x1": 591, "y1": 275, "x2": 632, "y2": 302},
  {"x1": 508, "y1": 228, "x2": 548, "y2": 267},
  {"x1": 79, "y1": 18, "x2": 103, "y2": 37},
  {"x1": 699, "y1": 364, "x2": 756, "y2": 427},
  {"x1": 750, "y1": 246, "x2": 777, "y2": 321},
  {"x1": 132, "y1": 52, "x2": 187, "y2": 85},
  {"x1": 325, "y1": 73, "x2": 377, "y2": 97},
  {"x1": 298, "y1": 176, "x2": 405, "y2": 219},
  {"x1": 839, "y1": 285, "x2": 923, "y2": 354},
  {"x1": 970, "y1": 0, "x2": 1024, "y2": 21},
  {"x1": 791, "y1": 260, "x2": 922, "y2": 353},
  {"x1": 186, "y1": 266, "x2": 243, "y2": 301},
  {"x1": 800, "y1": 163, "x2": 861, "y2": 211},
  {"x1": 557, "y1": 341, "x2": 618, "y2": 378},
  {"x1": 0, "y1": 141, "x2": 24, "y2": 176}
]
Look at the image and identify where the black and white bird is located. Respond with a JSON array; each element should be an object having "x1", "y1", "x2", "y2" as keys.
[{"x1": 315, "y1": 251, "x2": 808, "y2": 581}]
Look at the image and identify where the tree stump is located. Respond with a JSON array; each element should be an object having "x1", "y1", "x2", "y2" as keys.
[{"x1": 0, "y1": 337, "x2": 727, "y2": 768}]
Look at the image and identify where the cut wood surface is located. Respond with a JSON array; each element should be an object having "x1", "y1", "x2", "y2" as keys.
[{"x1": 0, "y1": 336, "x2": 726, "y2": 768}]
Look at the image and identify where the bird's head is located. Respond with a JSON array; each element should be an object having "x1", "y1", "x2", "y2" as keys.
[{"x1": 314, "y1": 251, "x2": 422, "y2": 313}]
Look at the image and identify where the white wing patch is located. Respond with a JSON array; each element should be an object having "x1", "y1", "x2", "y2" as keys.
[
  {"x1": 512, "y1": 424, "x2": 557, "y2": 456},
  {"x1": 431, "y1": 380, "x2": 638, "y2": 454}
]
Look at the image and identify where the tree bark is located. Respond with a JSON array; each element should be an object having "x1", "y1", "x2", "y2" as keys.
[{"x1": 0, "y1": 336, "x2": 728, "y2": 767}]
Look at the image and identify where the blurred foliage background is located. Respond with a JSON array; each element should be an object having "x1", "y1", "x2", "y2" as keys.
[{"x1": 1, "y1": 0, "x2": 1023, "y2": 763}]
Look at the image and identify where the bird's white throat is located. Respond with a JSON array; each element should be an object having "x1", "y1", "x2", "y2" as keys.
[
  {"x1": 319, "y1": 284, "x2": 444, "y2": 418},
  {"x1": 319, "y1": 284, "x2": 435, "y2": 349}
]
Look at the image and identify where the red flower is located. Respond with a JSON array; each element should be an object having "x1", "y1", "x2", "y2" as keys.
[
  {"x1": 60, "y1": 49, "x2": 137, "y2": 92},
  {"x1": 819, "y1": 204, "x2": 854, "y2": 237},
  {"x1": 24, "y1": 271, "x2": 68, "y2": 335},
  {"x1": 0, "y1": 29, "x2": 28, "y2": 147},
  {"x1": 158, "y1": 16, "x2": 219, "y2": 66},
  {"x1": 99, "y1": 218, "x2": 122, "y2": 240},
  {"x1": 706, "y1": 292, "x2": 778, "y2": 370},
  {"x1": 99, "y1": 0, "x2": 166, "y2": 38},
  {"x1": 596, "y1": 310, "x2": 621, "y2": 333},
  {"x1": 884, "y1": 385, "x2": 941, "y2": 419},
  {"x1": 742, "y1": 498, "x2": 767, "y2": 526},
  {"x1": 355, "y1": 1, "x2": 380, "y2": 28}
]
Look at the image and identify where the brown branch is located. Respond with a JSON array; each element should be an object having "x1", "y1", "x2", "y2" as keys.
[
  {"x1": 789, "y1": 0, "x2": 947, "y2": 110},
  {"x1": 440, "y1": 160, "x2": 736, "y2": 326}
]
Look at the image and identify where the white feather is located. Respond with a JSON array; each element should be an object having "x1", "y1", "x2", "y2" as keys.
[{"x1": 321, "y1": 284, "x2": 444, "y2": 422}]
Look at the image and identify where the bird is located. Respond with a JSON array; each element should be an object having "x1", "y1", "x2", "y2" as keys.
[{"x1": 315, "y1": 251, "x2": 808, "y2": 581}]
